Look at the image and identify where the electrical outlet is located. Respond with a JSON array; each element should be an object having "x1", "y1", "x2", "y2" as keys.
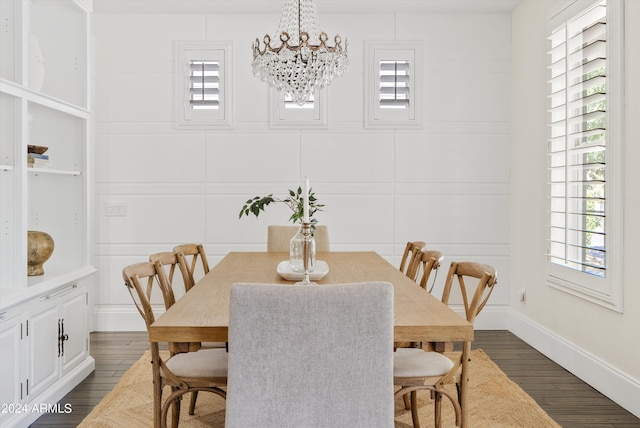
[{"x1": 105, "y1": 201, "x2": 127, "y2": 217}]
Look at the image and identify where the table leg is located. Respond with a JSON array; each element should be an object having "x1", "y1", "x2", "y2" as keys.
[{"x1": 460, "y1": 341, "x2": 471, "y2": 428}]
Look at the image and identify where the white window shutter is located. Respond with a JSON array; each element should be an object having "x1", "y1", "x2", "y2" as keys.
[
  {"x1": 379, "y1": 60, "x2": 410, "y2": 109},
  {"x1": 546, "y1": 0, "x2": 624, "y2": 311},
  {"x1": 189, "y1": 60, "x2": 220, "y2": 110}
]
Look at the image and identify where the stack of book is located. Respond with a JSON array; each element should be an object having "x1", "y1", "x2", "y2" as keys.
[
  {"x1": 27, "y1": 146, "x2": 51, "y2": 168},
  {"x1": 28, "y1": 152, "x2": 52, "y2": 168}
]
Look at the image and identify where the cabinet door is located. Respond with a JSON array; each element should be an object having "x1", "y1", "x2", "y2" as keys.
[
  {"x1": 0, "y1": 313, "x2": 23, "y2": 426},
  {"x1": 26, "y1": 300, "x2": 60, "y2": 399},
  {"x1": 60, "y1": 290, "x2": 88, "y2": 374}
]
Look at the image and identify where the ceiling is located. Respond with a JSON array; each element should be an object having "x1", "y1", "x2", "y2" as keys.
[{"x1": 93, "y1": 0, "x2": 525, "y2": 14}]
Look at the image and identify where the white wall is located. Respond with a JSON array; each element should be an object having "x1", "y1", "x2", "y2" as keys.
[
  {"x1": 510, "y1": 0, "x2": 640, "y2": 417},
  {"x1": 91, "y1": 9, "x2": 512, "y2": 329}
]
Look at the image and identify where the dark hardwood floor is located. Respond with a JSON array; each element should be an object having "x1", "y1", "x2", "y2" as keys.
[{"x1": 30, "y1": 330, "x2": 639, "y2": 427}]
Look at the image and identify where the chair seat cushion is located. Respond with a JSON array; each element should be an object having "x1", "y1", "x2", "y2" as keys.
[
  {"x1": 201, "y1": 341, "x2": 227, "y2": 349},
  {"x1": 393, "y1": 348, "x2": 454, "y2": 378},
  {"x1": 166, "y1": 348, "x2": 228, "y2": 378}
]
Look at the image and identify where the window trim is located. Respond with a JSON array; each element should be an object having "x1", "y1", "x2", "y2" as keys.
[
  {"x1": 269, "y1": 88, "x2": 328, "y2": 129},
  {"x1": 175, "y1": 41, "x2": 233, "y2": 129},
  {"x1": 364, "y1": 41, "x2": 423, "y2": 129},
  {"x1": 546, "y1": 0, "x2": 624, "y2": 312}
]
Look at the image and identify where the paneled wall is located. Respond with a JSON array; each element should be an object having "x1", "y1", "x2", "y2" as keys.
[{"x1": 91, "y1": 10, "x2": 511, "y2": 330}]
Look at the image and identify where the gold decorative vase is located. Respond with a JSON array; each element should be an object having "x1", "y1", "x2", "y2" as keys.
[{"x1": 27, "y1": 231, "x2": 54, "y2": 276}]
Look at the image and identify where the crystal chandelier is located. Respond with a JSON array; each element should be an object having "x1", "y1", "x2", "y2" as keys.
[{"x1": 252, "y1": 0, "x2": 348, "y2": 105}]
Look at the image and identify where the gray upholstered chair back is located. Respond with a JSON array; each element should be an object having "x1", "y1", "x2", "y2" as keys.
[
  {"x1": 267, "y1": 224, "x2": 330, "y2": 252},
  {"x1": 226, "y1": 282, "x2": 395, "y2": 428}
]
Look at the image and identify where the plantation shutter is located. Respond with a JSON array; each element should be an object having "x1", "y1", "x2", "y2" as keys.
[
  {"x1": 547, "y1": 0, "x2": 607, "y2": 278},
  {"x1": 189, "y1": 60, "x2": 219, "y2": 110},
  {"x1": 284, "y1": 93, "x2": 314, "y2": 109},
  {"x1": 379, "y1": 60, "x2": 409, "y2": 109}
]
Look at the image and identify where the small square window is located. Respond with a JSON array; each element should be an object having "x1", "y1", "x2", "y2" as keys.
[
  {"x1": 365, "y1": 41, "x2": 422, "y2": 129},
  {"x1": 270, "y1": 89, "x2": 327, "y2": 129},
  {"x1": 176, "y1": 41, "x2": 232, "y2": 129}
]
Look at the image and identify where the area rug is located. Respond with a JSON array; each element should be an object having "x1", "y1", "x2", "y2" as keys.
[{"x1": 79, "y1": 349, "x2": 559, "y2": 427}]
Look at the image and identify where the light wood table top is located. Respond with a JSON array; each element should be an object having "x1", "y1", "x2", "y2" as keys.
[{"x1": 149, "y1": 251, "x2": 473, "y2": 344}]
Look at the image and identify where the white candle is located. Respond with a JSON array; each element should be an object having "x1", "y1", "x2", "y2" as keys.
[{"x1": 303, "y1": 177, "x2": 310, "y2": 223}]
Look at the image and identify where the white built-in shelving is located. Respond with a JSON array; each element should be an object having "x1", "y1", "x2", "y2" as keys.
[{"x1": 0, "y1": 1, "x2": 95, "y2": 426}]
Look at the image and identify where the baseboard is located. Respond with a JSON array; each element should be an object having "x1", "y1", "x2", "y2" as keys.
[
  {"x1": 509, "y1": 310, "x2": 640, "y2": 419},
  {"x1": 93, "y1": 306, "x2": 156, "y2": 331},
  {"x1": 467, "y1": 306, "x2": 510, "y2": 330}
]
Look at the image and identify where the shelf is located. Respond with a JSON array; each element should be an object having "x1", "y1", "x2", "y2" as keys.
[
  {"x1": 28, "y1": 167, "x2": 81, "y2": 176},
  {"x1": 0, "y1": 79, "x2": 90, "y2": 119}
]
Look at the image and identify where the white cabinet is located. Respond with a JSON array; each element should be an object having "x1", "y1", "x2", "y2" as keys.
[
  {"x1": 26, "y1": 300, "x2": 60, "y2": 399},
  {"x1": 59, "y1": 288, "x2": 89, "y2": 375},
  {"x1": 0, "y1": 1, "x2": 95, "y2": 426},
  {"x1": 0, "y1": 281, "x2": 92, "y2": 428},
  {"x1": 0, "y1": 310, "x2": 23, "y2": 428},
  {"x1": 26, "y1": 283, "x2": 90, "y2": 400}
]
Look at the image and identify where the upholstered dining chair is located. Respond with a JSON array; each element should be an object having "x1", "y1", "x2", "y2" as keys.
[
  {"x1": 394, "y1": 261, "x2": 498, "y2": 428},
  {"x1": 122, "y1": 261, "x2": 227, "y2": 428},
  {"x1": 399, "y1": 241, "x2": 426, "y2": 280},
  {"x1": 173, "y1": 243, "x2": 209, "y2": 291},
  {"x1": 225, "y1": 282, "x2": 395, "y2": 428},
  {"x1": 266, "y1": 224, "x2": 330, "y2": 252}
]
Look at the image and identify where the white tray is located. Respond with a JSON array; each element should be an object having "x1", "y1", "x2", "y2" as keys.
[{"x1": 276, "y1": 260, "x2": 329, "y2": 281}]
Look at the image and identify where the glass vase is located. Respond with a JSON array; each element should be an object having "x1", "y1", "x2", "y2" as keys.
[{"x1": 289, "y1": 222, "x2": 316, "y2": 281}]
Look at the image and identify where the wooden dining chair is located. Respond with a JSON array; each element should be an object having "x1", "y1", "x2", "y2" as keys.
[
  {"x1": 395, "y1": 241, "x2": 428, "y2": 353},
  {"x1": 149, "y1": 250, "x2": 226, "y2": 415},
  {"x1": 173, "y1": 243, "x2": 209, "y2": 291},
  {"x1": 149, "y1": 251, "x2": 191, "y2": 296},
  {"x1": 399, "y1": 241, "x2": 426, "y2": 280},
  {"x1": 409, "y1": 249, "x2": 444, "y2": 293},
  {"x1": 394, "y1": 261, "x2": 498, "y2": 428},
  {"x1": 266, "y1": 224, "x2": 330, "y2": 252},
  {"x1": 398, "y1": 249, "x2": 445, "y2": 374},
  {"x1": 226, "y1": 282, "x2": 395, "y2": 428},
  {"x1": 122, "y1": 261, "x2": 227, "y2": 428}
]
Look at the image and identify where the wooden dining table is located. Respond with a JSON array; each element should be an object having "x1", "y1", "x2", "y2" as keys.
[{"x1": 149, "y1": 251, "x2": 474, "y2": 426}]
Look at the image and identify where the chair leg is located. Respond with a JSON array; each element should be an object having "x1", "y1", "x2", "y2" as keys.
[
  {"x1": 189, "y1": 391, "x2": 198, "y2": 415},
  {"x1": 403, "y1": 392, "x2": 411, "y2": 410},
  {"x1": 410, "y1": 391, "x2": 421, "y2": 428},
  {"x1": 171, "y1": 387, "x2": 181, "y2": 428},
  {"x1": 153, "y1": 381, "x2": 162, "y2": 428},
  {"x1": 434, "y1": 391, "x2": 442, "y2": 428}
]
